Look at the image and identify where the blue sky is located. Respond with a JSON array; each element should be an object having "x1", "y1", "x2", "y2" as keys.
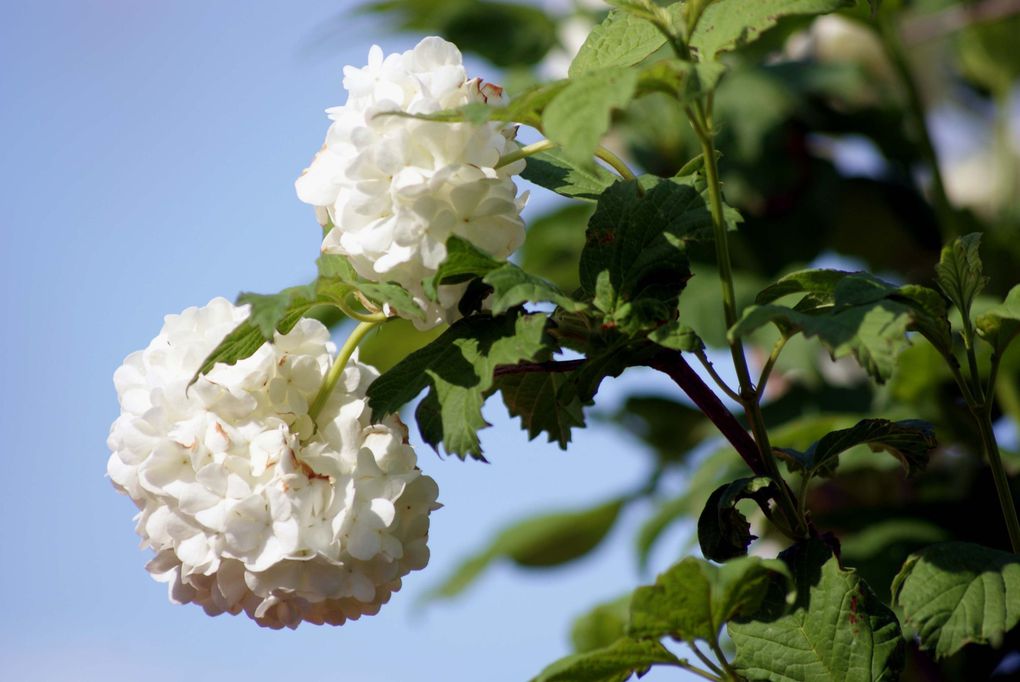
[{"x1": 0, "y1": 2, "x2": 705, "y2": 680}]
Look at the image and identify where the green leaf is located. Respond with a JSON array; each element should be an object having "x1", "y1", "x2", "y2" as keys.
[
  {"x1": 582, "y1": 174, "x2": 734, "y2": 334},
  {"x1": 532, "y1": 638, "x2": 682, "y2": 682},
  {"x1": 755, "y1": 268, "x2": 851, "y2": 305},
  {"x1": 364, "y1": 0, "x2": 557, "y2": 67},
  {"x1": 697, "y1": 477, "x2": 779, "y2": 561},
  {"x1": 571, "y1": 596, "x2": 633, "y2": 653},
  {"x1": 494, "y1": 369, "x2": 586, "y2": 448},
  {"x1": 730, "y1": 302, "x2": 912, "y2": 382},
  {"x1": 754, "y1": 269, "x2": 955, "y2": 362},
  {"x1": 731, "y1": 273, "x2": 921, "y2": 382},
  {"x1": 569, "y1": 9, "x2": 668, "y2": 78},
  {"x1": 648, "y1": 322, "x2": 703, "y2": 352},
  {"x1": 629, "y1": 555, "x2": 794, "y2": 646},
  {"x1": 366, "y1": 311, "x2": 550, "y2": 459},
  {"x1": 636, "y1": 59, "x2": 727, "y2": 104},
  {"x1": 776, "y1": 418, "x2": 936, "y2": 479},
  {"x1": 483, "y1": 263, "x2": 586, "y2": 316},
  {"x1": 729, "y1": 540, "x2": 904, "y2": 682},
  {"x1": 892, "y1": 541, "x2": 1020, "y2": 659},
  {"x1": 423, "y1": 236, "x2": 502, "y2": 299},
  {"x1": 317, "y1": 253, "x2": 425, "y2": 322},
  {"x1": 691, "y1": 0, "x2": 854, "y2": 60},
  {"x1": 543, "y1": 67, "x2": 639, "y2": 166},
  {"x1": 521, "y1": 149, "x2": 618, "y2": 202},
  {"x1": 977, "y1": 284, "x2": 1020, "y2": 356},
  {"x1": 190, "y1": 286, "x2": 330, "y2": 385},
  {"x1": 237, "y1": 285, "x2": 317, "y2": 338},
  {"x1": 935, "y1": 232, "x2": 988, "y2": 317},
  {"x1": 424, "y1": 498, "x2": 624, "y2": 602}
]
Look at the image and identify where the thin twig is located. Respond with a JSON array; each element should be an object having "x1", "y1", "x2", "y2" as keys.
[
  {"x1": 694, "y1": 349, "x2": 743, "y2": 403},
  {"x1": 690, "y1": 642, "x2": 725, "y2": 677}
]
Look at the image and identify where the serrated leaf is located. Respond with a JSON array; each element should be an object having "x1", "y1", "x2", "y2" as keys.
[
  {"x1": 569, "y1": 9, "x2": 668, "y2": 78},
  {"x1": 732, "y1": 273, "x2": 917, "y2": 382},
  {"x1": 648, "y1": 322, "x2": 703, "y2": 352},
  {"x1": 755, "y1": 268, "x2": 851, "y2": 304},
  {"x1": 582, "y1": 174, "x2": 733, "y2": 335},
  {"x1": 697, "y1": 477, "x2": 779, "y2": 561},
  {"x1": 317, "y1": 253, "x2": 425, "y2": 322},
  {"x1": 532, "y1": 638, "x2": 682, "y2": 682},
  {"x1": 366, "y1": 311, "x2": 550, "y2": 459},
  {"x1": 543, "y1": 67, "x2": 639, "y2": 166},
  {"x1": 935, "y1": 232, "x2": 988, "y2": 317},
  {"x1": 636, "y1": 59, "x2": 727, "y2": 103},
  {"x1": 423, "y1": 236, "x2": 502, "y2": 299},
  {"x1": 691, "y1": 0, "x2": 854, "y2": 60},
  {"x1": 733, "y1": 302, "x2": 912, "y2": 382},
  {"x1": 752, "y1": 270, "x2": 954, "y2": 369},
  {"x1": 977, "y1": 284, "x2": 1020, "y2": 356},
  {"x1": 190, "y1": 287, "x2": 330, "y2": 385},
  {"x1": 424, "y1": 498, "x2": 624, "y2": 602},
  {"x1": 494, "y1": 369, "x2": 585, "y2": 448},
  {"x1": 521, "y1": 149, "x2": 618, "y2": 201},
  {"x1": 629, "y1": 556, "x2": 794, "y2": 646},
  {"x1": 483, "y1": 263, "x2": 586, "y2": 316},
  {"x1": 776, "y1": 418, "x2": 936, "y2": 479},
  {"x1": 237, "y1": 285, "x2": 317, "y2": 338},
  {"x1": 892, "y1": 542, "x2": 1020, "y2": 659},
  {"x1": 729, "y1": 540, "x2": 904, "y2": 682},
  {"x1": 571, "y1": 596, "x2": 633, "y2": 654}
]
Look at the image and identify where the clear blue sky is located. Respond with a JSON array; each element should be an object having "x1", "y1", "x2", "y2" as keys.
[{"x1": 0, "y1": 2, "x2": 702, "y2": 680}]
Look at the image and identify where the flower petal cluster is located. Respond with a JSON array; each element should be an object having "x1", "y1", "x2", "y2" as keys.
[
  {"x1": 107, "y1": 298, "x2": 439, "y2": 629},
  {"x1": 295, "y1": 37, "x2": 528, "y2": 329}
]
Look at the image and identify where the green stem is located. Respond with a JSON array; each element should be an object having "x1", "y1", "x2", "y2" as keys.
[
  {"x1": 495, "y1": 139, "x2": 557, "y2": 168},
  {"x1": 755, "y1": 336, "x2": 788, "y2": 400},
  {"x1": 975, "y1": 408, "x2": 1020, "y2": 553},
  {"x1": 308, "y1": 320, "x2": 383, "y2": 424},
  {"x1": 496, "y1": 139, "x2": 638, "y2": 183},
  {"x1": 336, "y1": 297, "x2": 389, "y2": 324},
  {"x1": 691, "y1": 102, "x2": 806, "y2": 539},
  {"x1": 594, "y1": 145, "x2": 638, "y2": 182},
  {"x1": 942, "y1": 341, "x2": 1020, "y2": 552},
  {"x1": 708, "y1": 638, "x2": 741, "y2": 682},
  {"x1": 877, "y1": 16, "x2": 958, "y2": 241},
  {"x1": 675, "y1": 661, "x2": 723, "y2": 682},
  {"x1": 690, "y1": 642, "x2": 725, "y2": 677},
  {"x1": 695, "y1": 349, "x2": 743, "y2": 403}
]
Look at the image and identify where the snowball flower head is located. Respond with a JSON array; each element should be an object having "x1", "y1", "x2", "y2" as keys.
[
  {"x1": 296, "y1": 37, "x2": 528, "y2": 329},
  {"x1": 107, "y1": 298, "x2": 440, "y2": 629}
]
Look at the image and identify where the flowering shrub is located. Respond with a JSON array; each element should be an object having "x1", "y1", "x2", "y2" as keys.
[{"x1": 110, "y1": 0, "x2": 1020, "y2": 679}]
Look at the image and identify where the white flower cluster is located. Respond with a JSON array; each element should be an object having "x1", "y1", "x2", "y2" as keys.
[
  {"x1": 296, "y1": 37, "x2": 528, "y2": 329},
  {"x1": 107, "y1": 298, "x2": 440, "y2": 629}
]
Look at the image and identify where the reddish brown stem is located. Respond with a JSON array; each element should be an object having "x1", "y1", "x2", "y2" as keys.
[{"x1": 647, "y1": 350, "x2": 765, "y2": 476}]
